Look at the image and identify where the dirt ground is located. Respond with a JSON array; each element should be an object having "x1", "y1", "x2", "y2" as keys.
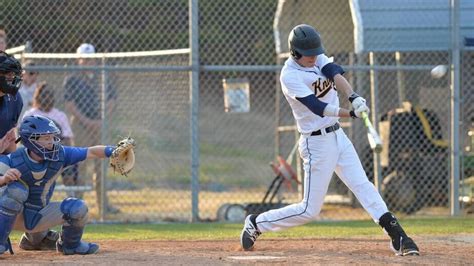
[{"x1": 1, "y1": 235, "x2": 473, "y2": 265}]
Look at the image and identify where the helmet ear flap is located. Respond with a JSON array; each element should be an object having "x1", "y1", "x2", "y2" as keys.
[{"x1": 290, "y1": 49, "x2": 302, "y2": 60}]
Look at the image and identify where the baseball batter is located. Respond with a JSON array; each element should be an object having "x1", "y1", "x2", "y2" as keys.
[{"x1": 240, "y1": 24, "x2": 419, "y2": 256}]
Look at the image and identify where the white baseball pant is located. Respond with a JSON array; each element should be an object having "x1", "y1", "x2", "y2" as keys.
[{"x1": 256, "y1": 127, "x2": 388, "y2": 232}]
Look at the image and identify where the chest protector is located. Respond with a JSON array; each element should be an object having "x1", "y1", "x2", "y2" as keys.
[{"x1": 10, "y1": 147, "x2": 65, "y2": 230}]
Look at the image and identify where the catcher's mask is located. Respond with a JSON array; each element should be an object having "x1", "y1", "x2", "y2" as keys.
[
  {"x1": 288, "y1": 24, "x2": 325, "y2": 60},
  {"x1": 20, "y1": 115, "x2": 62, "y2": 161},
  {"x1": 0, "y1": 51, "x2": 23, "y2": 95}
]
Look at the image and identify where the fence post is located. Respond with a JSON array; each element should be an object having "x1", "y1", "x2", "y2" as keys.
[
  {"x1": 190, "y1": 0, "x2": 200, "y2": 222},
  {"x1": 100, "y1": 56, "x2": 107, "y2": 221},
  {"x1": 450, "y1": 0, "x2": 461, "y2": 216}
]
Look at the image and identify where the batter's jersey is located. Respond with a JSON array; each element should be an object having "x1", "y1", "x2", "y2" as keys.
[{"x1": 280, "y1": 56, "x2": 339, "y2": 134}]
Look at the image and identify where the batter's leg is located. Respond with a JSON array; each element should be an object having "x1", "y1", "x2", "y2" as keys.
[
  {"x1": 333, "y1": 131, "x2": 388, "y2": 221},
  {"x1": 241, "y1": 134, "x2": 338, "y2": 250},
  {"x1": 334, "y1": 131, "x2": 419, "y2": 256}
]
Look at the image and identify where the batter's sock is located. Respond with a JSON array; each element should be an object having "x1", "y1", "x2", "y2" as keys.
[
  {"x1": 250, "y1": 214, "x2": 258, "y2": 229},
  {"x1": 378, "y1": 212, "x2": 419, "y2": 256},
  {"x1": 378, "y1": 212, "x2": 407, "y2": 237}
]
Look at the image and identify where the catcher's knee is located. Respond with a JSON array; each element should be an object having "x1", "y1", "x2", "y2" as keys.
[
  {"x1": 0, "y1": 183, "x2": 28, "y2": 215},
  {"x1": 60, "y1": 198, "x2": 88, "y2": 227}
]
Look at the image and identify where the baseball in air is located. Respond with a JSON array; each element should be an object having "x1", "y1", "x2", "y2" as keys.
[{"x1": 431, "y1": 65, "x2": 448, "y2": 79}]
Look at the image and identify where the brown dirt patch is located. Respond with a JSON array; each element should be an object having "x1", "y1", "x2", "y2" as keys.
[{"x1": 1, "y1": 235, "x2": 473, "y2": 265}]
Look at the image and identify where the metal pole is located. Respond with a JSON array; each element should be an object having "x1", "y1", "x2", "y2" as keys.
[
  {"x1": 275, "y1": 58, "x2": 282, "y2": 164},
  {"x1": 369, "y1": 52, "x2": 382, "y2": 192},
  {"x1": 99, "y1": 56, "x2": 107, "y2": 221},
  {"x1": 189, "y1": 0, "x2": 200, "y2": 222},
  {"x1": 450, "y1": 0, "x2": 460, "y2": 216},
  {"x1": 395, "y1": 51, "x2": 406, "y2": 106}
]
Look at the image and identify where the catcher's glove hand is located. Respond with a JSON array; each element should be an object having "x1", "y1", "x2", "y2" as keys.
[{"x1": 110, "y1": 137, "x2": 136, "y2": 176}]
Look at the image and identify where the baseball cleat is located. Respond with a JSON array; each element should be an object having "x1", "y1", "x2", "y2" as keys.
[
  {"x1": 240, "y1": 214, "x2": 261, "y2": 251},
  {"x1": 0, "y1": 238, "x2": 14, "y2": 255},
  {"x1": 57, "y1": 240, "x2": 99, "y2": 255},
  {"x1": 19, "y1": 230, "x2": 60, "y2": 251},
  {"x1": 390, "y1": 236, "x2": 419, "y2": 256}
]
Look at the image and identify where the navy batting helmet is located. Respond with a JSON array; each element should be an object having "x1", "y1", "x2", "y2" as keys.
[
  {"x1": 0, "y1": 51, "x2": 23, "y2": 95},
  {"x1": 288, "y1": 24, "x2": 325, "y2": 59},
  {"x1": 20, "y1": 115, "x2": 62, "y2": 161}
]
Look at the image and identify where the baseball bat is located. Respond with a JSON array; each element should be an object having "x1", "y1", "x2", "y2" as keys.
[{"x1": 361, "y1": 112, "x2": 383, "y2": 153}]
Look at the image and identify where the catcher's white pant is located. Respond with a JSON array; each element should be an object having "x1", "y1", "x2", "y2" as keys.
[
  {"x1": 256, "y1": 127, "x2": 388, "y2": 233},
  {"x1": 13, "y1": 202, "x2": 64, "y2": 232}
]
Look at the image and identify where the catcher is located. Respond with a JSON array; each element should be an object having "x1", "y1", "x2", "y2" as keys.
[{"x1": 0, "y1": 115, "x2": 135, "y2": 255}]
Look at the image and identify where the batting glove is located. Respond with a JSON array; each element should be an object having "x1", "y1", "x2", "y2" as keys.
[
  {"x1": 350, "y1": 104, "x2": 370, "y2": 119},
  {"x1": 349, "y1": 92, "x2": 367, "y2": 110}
]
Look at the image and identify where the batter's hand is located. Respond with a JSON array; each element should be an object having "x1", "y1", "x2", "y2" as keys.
[
  {"x1": 349, "y1": 93, "x2": 367, "y2": 110},
  {"x1": 353, "y1": 104, "x2": 370, "y2": 118},
  {"x1": 0, "y1": 168, "x2": 21, "y2": 185}
]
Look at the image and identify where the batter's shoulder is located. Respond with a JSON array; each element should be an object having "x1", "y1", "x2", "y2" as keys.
[{"x1": 280, "y1": 67, "x2": 301, "y2": 84}]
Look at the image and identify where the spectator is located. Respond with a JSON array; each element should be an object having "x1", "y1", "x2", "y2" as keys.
[
  {"x1": 0, "y1": 24, "x2": 6, "y2": 38},
  {"x1": 22, "y1": 82, "x2": 83, "y2": 197},
  {"x1": 0, "y1": 25, "x2": 6, "y2": 51},
  {"x1": 63, "y1": 43, "x2": 118, "y2": 214},
  {"x1": 19, "y1": 60, "x2": 39, "y2": 111},
  {"x1": 0, "y1": 36, "x2": 6, "y2": 52}
]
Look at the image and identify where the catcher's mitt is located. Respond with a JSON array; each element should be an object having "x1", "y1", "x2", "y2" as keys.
[{"x1": 110, "y1": 137, "x2": 136, "y2": 176}]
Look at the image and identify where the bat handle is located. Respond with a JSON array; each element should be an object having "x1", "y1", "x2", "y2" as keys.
[{"x1": 360, "y1": 112, "x2": 371, "y2": 127}]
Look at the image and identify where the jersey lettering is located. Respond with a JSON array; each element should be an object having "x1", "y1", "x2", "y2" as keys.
[{"x1": 312, "y1": 78, "x2": 336, "y2": 98}]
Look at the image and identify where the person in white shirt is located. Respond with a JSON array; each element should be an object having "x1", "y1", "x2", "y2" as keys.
[
  {"x1": 23, "y1": 82, "x2": 74, "y2": 144},
  {"x1": 240, "y1": 24, "x2": 419, "y2": 256},
  {"x1": 19, "y1": 61, "x2": 39, "y2": 112}
]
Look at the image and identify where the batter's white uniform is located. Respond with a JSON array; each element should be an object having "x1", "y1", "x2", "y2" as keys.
[{"x1": 255, "y1": 56, "x2": 388, "y2": 232}]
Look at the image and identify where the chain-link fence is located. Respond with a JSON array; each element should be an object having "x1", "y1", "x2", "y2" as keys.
[{"x1": 1, "y1": 0, "x2": 473, "y2": 222}]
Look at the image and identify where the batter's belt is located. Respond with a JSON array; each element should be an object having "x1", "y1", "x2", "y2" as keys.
[{"x1": 310, "y1": 123, "x2": 340, "y2": 136}]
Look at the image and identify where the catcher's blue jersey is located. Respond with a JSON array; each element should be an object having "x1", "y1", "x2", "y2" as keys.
[{"x1": 0, "y1": 146, "x2": 88, "y2": 208}]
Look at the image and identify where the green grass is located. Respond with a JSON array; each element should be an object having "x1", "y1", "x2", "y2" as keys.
[{"x1": 10, "y1": 217, "x2": 474, "y2": 242}]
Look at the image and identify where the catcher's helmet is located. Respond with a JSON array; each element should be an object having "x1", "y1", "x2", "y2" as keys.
[
  {"x1": 20, "y1": 115, "x2": 62, "y2": 161},
  {"x1": 0, "y1": 51, "x2": 23, "y2": 95},
  {"x1": 288, "y1": 24, "x2": 325, "y2": 59}
]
